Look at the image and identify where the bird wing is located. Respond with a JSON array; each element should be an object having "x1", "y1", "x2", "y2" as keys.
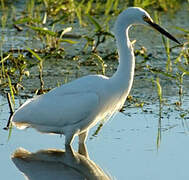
[{"x1": 13, "y1": 91, "x2": 99, "y2": 128}]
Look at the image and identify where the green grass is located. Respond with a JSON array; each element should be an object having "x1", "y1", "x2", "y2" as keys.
[
  {"x1": 0, "y1": 0, "x2": 188, "y2": 129},
  {"x1": 155, "y1": 77, "x2": 162, "y2": 149}
]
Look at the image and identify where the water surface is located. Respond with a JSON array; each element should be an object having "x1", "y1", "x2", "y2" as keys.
[{"x1": 1, "y1": 94, "x2": 189, "y2": 180}]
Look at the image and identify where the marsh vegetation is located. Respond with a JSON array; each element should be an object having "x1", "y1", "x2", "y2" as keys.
[
  {"x1": 0, "y1": 1, "x2": 189, "y2": 180},
  {"x1": 0, "y1": 0, "x2": 189, "y2": 137}
]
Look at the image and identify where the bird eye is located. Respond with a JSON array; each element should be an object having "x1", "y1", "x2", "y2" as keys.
[
  {"x1": 143, "y1": 15, "x2": 148, "y2": 20},
  {"x1": 143, "y1": 15, "x2": 150, "y2": 22}
]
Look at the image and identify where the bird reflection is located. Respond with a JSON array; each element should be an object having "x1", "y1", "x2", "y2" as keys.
[{"x1": 11, "y1": 144, "x2": 112, "y2": 180}]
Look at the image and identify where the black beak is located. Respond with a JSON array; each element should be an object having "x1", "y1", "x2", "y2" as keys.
[{"x1": 147, "y1": 21, "x2": 180, "y2": 44}]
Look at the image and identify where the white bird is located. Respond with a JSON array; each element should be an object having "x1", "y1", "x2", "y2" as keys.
[{"x1": 11, "y1": 7, "x2": 180, "y2": 146}]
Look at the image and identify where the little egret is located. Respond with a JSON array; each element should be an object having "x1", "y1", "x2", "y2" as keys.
[{"x1": 11, "y1": 7, "x2": 180, "y2": 146}]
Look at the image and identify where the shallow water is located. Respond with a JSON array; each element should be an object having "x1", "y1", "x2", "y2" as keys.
[
  {"x1": 1, "y1": 2, "x2": 189, "y2": 180},
  {"x1": 1, "y1": 94, "x2": 189, "y2": 180}
]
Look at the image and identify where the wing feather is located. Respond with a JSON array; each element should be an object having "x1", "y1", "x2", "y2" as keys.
[{"x1": 13, "y1": 92, "x2": 99, "y2": 127}]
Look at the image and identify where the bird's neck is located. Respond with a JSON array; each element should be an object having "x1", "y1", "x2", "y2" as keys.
[{"x1": 111, "y1": 24, "x2": 135, "y2": 95}]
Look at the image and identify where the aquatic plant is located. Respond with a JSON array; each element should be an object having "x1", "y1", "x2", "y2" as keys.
[{"x1": 0, "y1": 0, "x2": 188, "y2": 127}]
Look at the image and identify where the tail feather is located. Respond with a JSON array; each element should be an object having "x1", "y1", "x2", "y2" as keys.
[{"x1": 12, "y1": 121, "x2": 30, "y2": 129}]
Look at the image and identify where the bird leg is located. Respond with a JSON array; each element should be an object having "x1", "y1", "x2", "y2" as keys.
[
  {"x1": 65, "y1": 133, "x2": 75, "y2": 147},
  {"x1": 78, "y1": 131, "x2": 89, "y2": 158},
  {"x1": 79, "y1": 130, "x2": 88, "y2": 144},
  {"x1": 78, "y1": 143, "x2": 89, "y2": 158}
]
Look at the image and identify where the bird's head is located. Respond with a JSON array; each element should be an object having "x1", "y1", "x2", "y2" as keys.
[{"x1": 116, "y1": 7, "x2": 180, "y2": 44}]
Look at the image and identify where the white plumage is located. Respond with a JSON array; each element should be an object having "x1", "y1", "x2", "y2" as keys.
[{"x1": 11, "y1": 7, "x2": 179, "y2": 146}]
